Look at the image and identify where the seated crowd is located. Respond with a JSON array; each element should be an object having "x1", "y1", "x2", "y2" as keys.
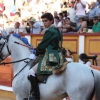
[{"x1": 0, "y1": 0, "x2": 100, "y2": 34}]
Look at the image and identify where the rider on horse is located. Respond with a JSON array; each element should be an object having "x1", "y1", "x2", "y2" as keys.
[{"x1": 26, "y1": 13, "x2": 63, "y2": 100}]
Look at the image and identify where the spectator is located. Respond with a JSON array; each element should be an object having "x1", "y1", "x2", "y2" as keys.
[
  {"x1": 59, "y1": 19, "x2": 67, "y2": 33},
  {"x1": 65, "y1": 17, "x2": 76, "y2": 33},
  {"x1": 79, "y1": 53, "x2": 92, "y2": 67},
  {"x1": 98, "y1": 13, "x2": 100, "y2": 21},
  {"x1": 87, "y1": 2, "x2": 99, "y2": 29},
  {"x1": 2, "y1": 6, "x2": 10, "y2": 18},
  {"x1": 54, "y1": 16, "x2": 62, "y2": 28},
  {"x1": 15, "y1": 0, "x2": 23, "y2": 9},
  {"x1": 60, "y1": 17, "x2": 76, "y2": 33},
  {"x1": 14, "y1": 12, "x2": 22, "y2": 23},
  {"x1": 59, "y1": 13, "x2": 63, "y2": 21},
  {"x1": 21, "y1": 19, "x2": 27, "y2": 27},
  {"x1": 95, "y1": 0, "x2": 100, "y2": 16},
  {"x1": 0, "y1": 15, "x2": 3, "y2": 31},
  {"x1": 92, "y1": 16, "x2": 100, "y2": 32},
  {"x1": 3, "y1": 14, "x2": 8, "y2": 28},
  {"x1": 63, "y1": 0, "x2": 68, "y2": 8},
  {"x1": 76, "y1": 17, "x2": 87, "y2": 33},
  {"x1": 66, "y1": 49, "x2": 74, "y2": 62},
  {"x1": 67, "y1": 1, "x2": 76, "y2": 23},
  {"x1": 9, "y1": 22, "x2": 27, "y2": 34},
  {"x1": 62, "y1": 10, "x2": 67, "y2": 19},
  {"x1": 95, "y1": 0, "x2": 100, "y2": 7},
  {"x1": 5, "y1": 19, "x2": 14, "y2": 33},
  {"x1": 95, "y1": 0, "x2": 100, "y2": 17},
  {"x1": 53, "y1": 11, "x2": 58, "y2": 17},
  {"x1": 74, "y1": 0, "x2": 87, "y2": 24},
  {"x1": 9, "y1": 4, "x2": 17, "y2": 16},
  {"x1": 0, "y1": 0, "x2": 4, "y2": 15},
  {"x1": 37, "y1": 16, "x2": 44, "y2": 27},
  {"x1": 28, "y1": 18, "x2": 41, "y2": 34}
]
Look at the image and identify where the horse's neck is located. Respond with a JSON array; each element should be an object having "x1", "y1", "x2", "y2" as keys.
[{"x1": 9, "y1": 35, "x2": 31, "y2": 75}]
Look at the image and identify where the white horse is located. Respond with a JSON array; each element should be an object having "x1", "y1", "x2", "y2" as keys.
[{"x1": 0, "y1": 34, "x2": 100, "y2": 100}]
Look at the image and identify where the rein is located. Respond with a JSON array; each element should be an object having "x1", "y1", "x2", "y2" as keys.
[
  {"x1": 14, "y1": 41, "x2": 34, "y2": 49},
  {"x1": 0, "y1": 35, "x2": 11, "y2": 60},
  {"x1": 13, "y1": 60, "x2": 30, "y2": 80},
  {"x1": 0, "y1": 42, "x2": 6, "y2": 60},
  {"x1": 0, "y1": 58, "x2": 29, "y2": 65}
]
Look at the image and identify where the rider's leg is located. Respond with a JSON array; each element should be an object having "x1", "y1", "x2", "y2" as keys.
[{"x1": 28, "y1": 63, "x2": 40, "y2": 100}]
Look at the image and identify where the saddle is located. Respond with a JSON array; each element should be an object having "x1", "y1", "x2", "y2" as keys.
[{"x1": 29, "y1": 56, "x2": 68, "y2": 84}]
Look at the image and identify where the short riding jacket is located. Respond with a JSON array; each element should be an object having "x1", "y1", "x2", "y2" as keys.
[{"x1": 36, "y1": 26, "x2": 63, "y2": 75}]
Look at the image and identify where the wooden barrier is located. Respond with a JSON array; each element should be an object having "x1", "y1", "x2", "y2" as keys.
[
  {"x1": 0, "y1": 89, "x2": 15, "y2": 100},
  {"x1": 30, "y1": 34, "x2": 79, "y2": 62},
  {"x1": 0, "y1": 57, "x2": 13, "y2": 86}
]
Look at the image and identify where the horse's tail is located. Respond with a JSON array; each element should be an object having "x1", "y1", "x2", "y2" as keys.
[{"x1": 92, "y1": 69, "x2": 100, "y2": 100}]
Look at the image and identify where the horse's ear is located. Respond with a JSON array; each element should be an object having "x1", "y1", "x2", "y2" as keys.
[{"x1": 1, "y1": 30, "x2": 8, "y2": 38}]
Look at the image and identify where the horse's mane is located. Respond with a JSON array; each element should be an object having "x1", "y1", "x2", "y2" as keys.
[
  {"x1": 12, "y1": 33, "x2": 36, "y2": 54},
  {"x1": 0, "y1": 34, "x2": 31, "y2": 47},
  {"x1": 13, "y1": 33, "x2": 33, "y2": 48}
]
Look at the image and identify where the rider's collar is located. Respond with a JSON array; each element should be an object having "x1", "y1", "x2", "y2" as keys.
[{"x1": 45, "y1": 24, "x2": 54, "y2": 30}]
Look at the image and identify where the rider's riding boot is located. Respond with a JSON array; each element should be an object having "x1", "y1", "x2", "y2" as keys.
[{"x1": 29, "y1": 75, "x2": 40, "y2": 100}]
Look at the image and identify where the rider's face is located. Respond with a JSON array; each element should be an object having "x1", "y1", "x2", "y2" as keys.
[{"x1": 42, "y1": 18, "x2": 53, "y2": 28}]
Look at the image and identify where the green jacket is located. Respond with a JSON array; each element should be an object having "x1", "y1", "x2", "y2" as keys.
[
  {"x1": 36, "y1": 26, "x2": 63, "y2": 75},
  {"x1": 92, "y1": 22, "x2": 100, "y2": 32}
]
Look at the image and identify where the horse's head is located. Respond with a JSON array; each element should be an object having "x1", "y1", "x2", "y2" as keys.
[{"x1": 0, "y1": 31, "x2": 11, "y2": 62}]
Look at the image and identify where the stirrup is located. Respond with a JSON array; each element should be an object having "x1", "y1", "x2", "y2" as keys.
[{"x1": 23, "y1": 94, "x2": 36, "y2": 100}]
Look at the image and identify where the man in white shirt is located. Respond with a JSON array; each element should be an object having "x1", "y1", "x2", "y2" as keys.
[
  {"x1": 8, "y1": 22, "x2": 27, "y2": 34},
  {"x1": 54, "y1": 16, "x2": 62, "y2": 28},
  {"x1": 67, "y1": 1, "x2": 76, "y2": 23},
  {"x1": 74, "y1": 0, "x2": 87, "y2": 24}
]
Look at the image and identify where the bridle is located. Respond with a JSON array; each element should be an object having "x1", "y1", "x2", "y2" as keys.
[
  {"x1": 0, "y1": 35, "x2": 31, "y2": 80},
  {"x1": 0, "y1": 35, "x2": 11, "y2": 60},
  {"x1": 0, "y1": 35, "x2": 30, "y2": 65}
]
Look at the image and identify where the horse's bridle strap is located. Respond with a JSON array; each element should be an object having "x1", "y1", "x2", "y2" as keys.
[
  {"x1": 0, "y1": 58, "x2": 29, "y2": 65},
  {"x1": 0, "y1": 42, "x2": 5, "y2": 60},
  {"x1": 0, "y1": 35, "x2": 11, "y2": 60},
  {"x1": 5, "y1": 35, "x2": 11, "y2": 55},
  {"x1": 5, "y1": 41, "x2": 11, "y2": 55}
]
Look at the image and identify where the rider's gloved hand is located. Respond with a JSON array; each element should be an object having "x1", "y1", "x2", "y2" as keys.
[
  {"x1": 36, "y1": 48, "x2": 46, "y2": 56},
  {"x1": 36, "y1": 48, "x2": 39, "y2": 56},
  {"x1": 28, "y1": 54, "x2": 36, "y2": 60}
]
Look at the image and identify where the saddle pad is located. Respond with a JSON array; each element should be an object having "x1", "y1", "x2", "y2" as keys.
[
  {"x1": 29, "y1": 58, "x2": 68, "y2": 83},
  {"x1": 36, "y1": 61, "x2": 68, "y2": 83}
]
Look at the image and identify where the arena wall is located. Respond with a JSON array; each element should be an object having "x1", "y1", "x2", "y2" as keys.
[{"x1": 0, "y1": 33, "x2": 100, "y2": 100}]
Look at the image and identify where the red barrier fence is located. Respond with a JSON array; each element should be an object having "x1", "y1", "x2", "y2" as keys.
[{"x1": 0, "y1": 57, "x2": 13, "y2": 86}]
